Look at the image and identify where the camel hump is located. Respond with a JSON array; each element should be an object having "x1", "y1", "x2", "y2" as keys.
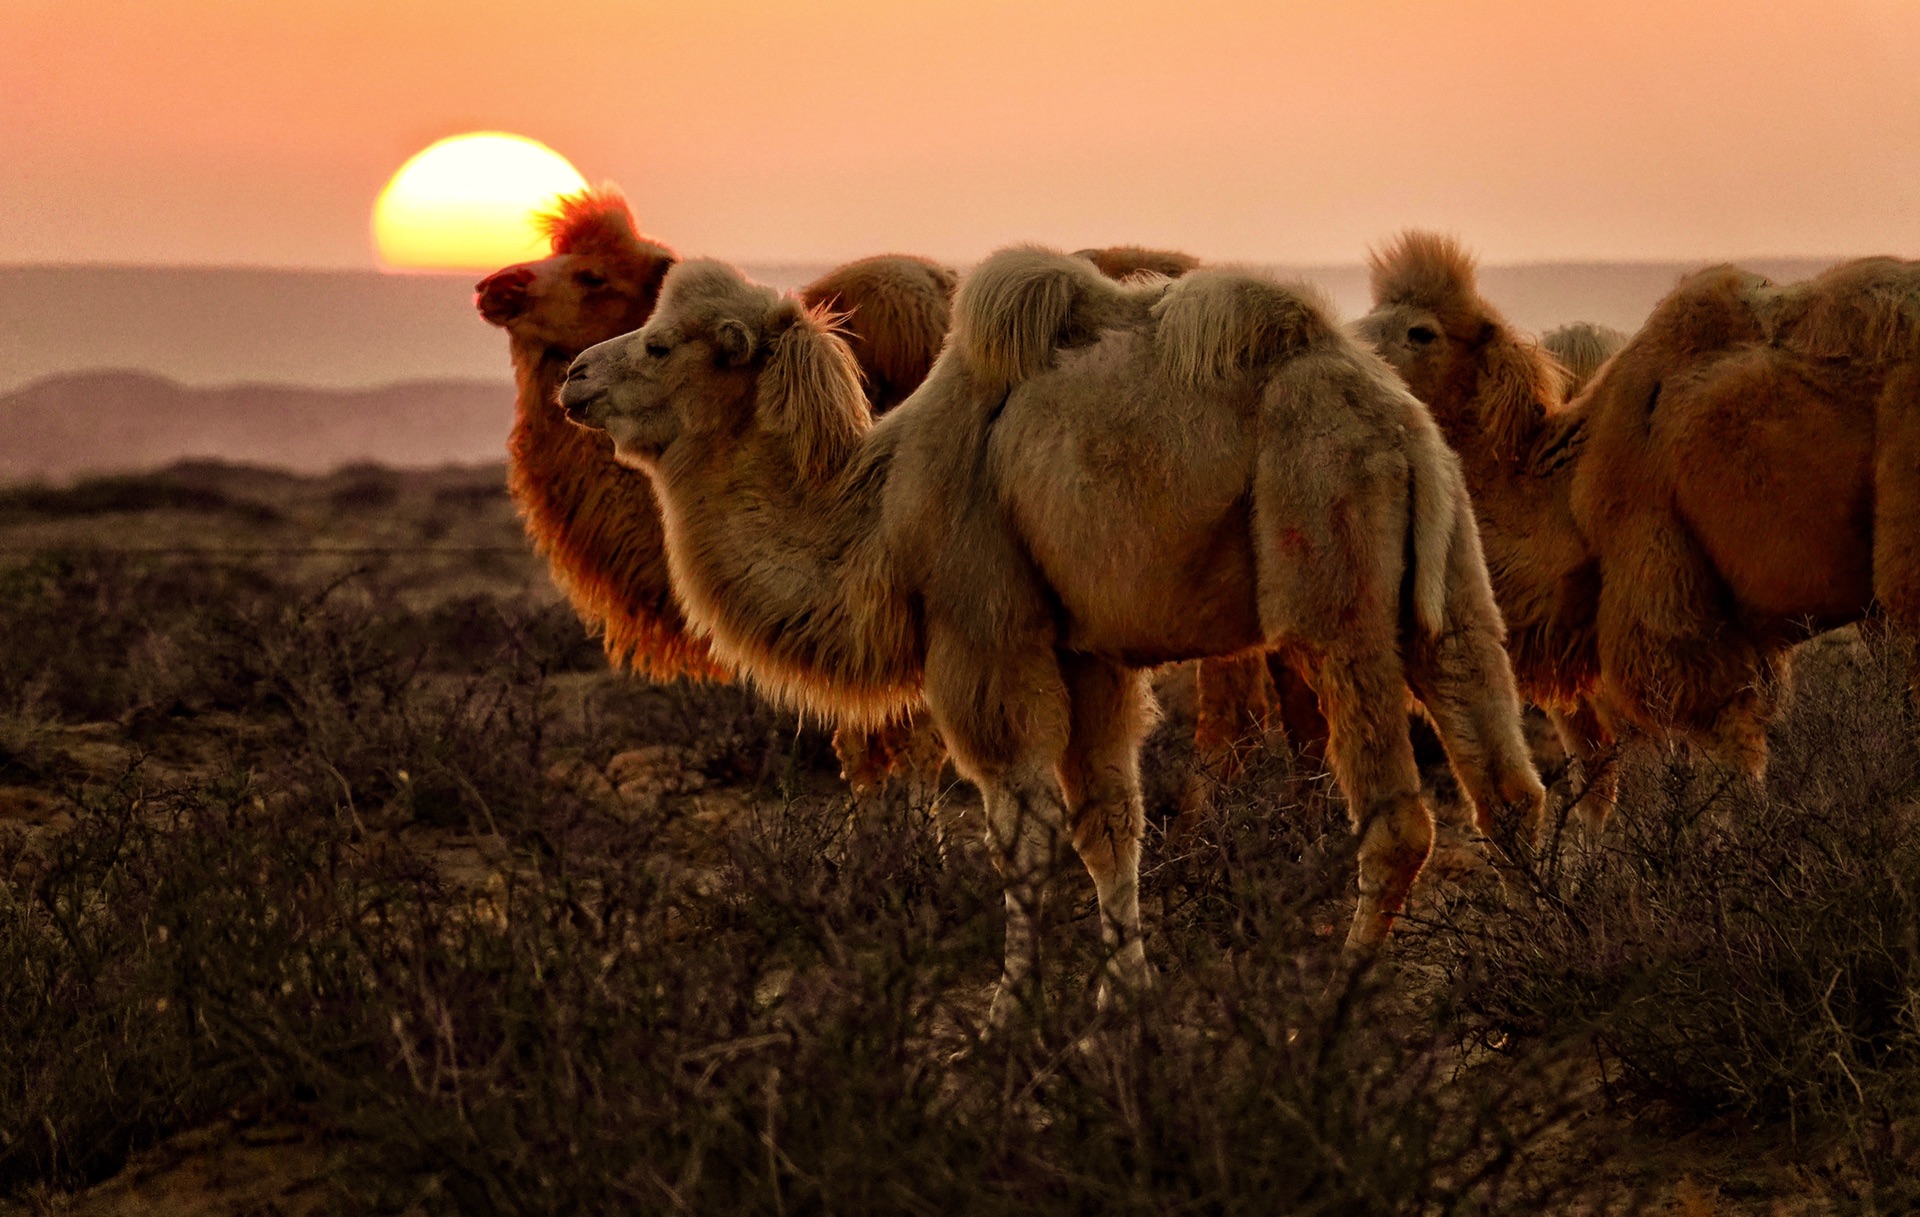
[
  {"x1": 1075, "y1": 245, "x2": 1201, "y2": 282},
  {"x1": 1542, "y1": 322, "x2": 1629, "y2": 397},
  {"x1": 1152, "y1": 270, "x2": 1336, "y2": 385},
  {"x1": 801, "y1": 255, "x2": 958, "y2": 410},
  {"x1": 1765, "y1": 257, "x2": 1920, "y2": 363},
  {"x1": 1367, "y1": 230, "x2": 1479, "y2": 310},
  {"x1": 954, "y1": 246, "x2": 1142, "y2": 395}
]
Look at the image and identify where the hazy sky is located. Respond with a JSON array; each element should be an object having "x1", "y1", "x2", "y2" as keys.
[{"x1": 7, "y1": 0, "x2": 1920, "y2": 268}]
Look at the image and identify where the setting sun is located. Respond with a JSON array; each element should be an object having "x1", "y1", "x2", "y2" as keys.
[{"x1": 371, "y1": 132, "x2": 587, "y2": 271}]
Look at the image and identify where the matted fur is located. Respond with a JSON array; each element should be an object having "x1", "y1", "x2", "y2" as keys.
[
  {"x1": 565, "y1": 248, "x2": 1542, "y2": 1010},
  {"x1": 1361, "y1": 230, "x2": 1920, "y2": 805}
]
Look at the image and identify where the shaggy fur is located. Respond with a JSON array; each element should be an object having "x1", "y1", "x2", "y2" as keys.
[
  {"x1": 563, "y1": 250, "x2": 1542, "y2": 1016},
  {"x1": 1542, "y1": 322, "x2": 1629, "y2": 397},
  {"x1": 475, "y1": 186, "x2": 960, "y2": 783},
  {"x1": 1360, "y1": 232, "x2": 1920, "y2": 803}
]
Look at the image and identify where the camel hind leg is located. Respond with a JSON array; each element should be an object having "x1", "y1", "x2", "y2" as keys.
[
  {"x1": 1057, "y1": 654, "x2": 1157, "y2": 1002},
  {"x1": 1400, "y1": 532, "x2": 1547, "y2": 855},
  {"x1": 1293, "y1": 644, "x2": 1433, "y2": 952},
  {"x1": 1875, "y1": 363, "x2": 1920, "y2": 710}
]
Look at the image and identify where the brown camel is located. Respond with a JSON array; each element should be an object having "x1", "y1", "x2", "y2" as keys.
[
  {"x1": 475, "y1": 185, "x2": 957, "y2": 792},
  {"x1": 561, "y1": 249, "x2": 1542, "y2": 1017},
  {"x1": 1359, "y1": 232, "x2": 1920, "y2": 811}
]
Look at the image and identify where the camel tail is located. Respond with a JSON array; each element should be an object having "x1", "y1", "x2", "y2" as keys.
[
  {"x1": 953, "y1": 246, "x2": 1128, "y2": 395},
  {"x1": 1406, "y1": 405, "x2": 1465, "y2": 637}
]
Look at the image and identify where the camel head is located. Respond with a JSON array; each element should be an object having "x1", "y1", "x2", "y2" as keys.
[
  {"x1": 562, "y1": 260, "x2": 870, "y2": 480},
  {"x1": 1357, "y1": 231, "x2": 1561, "y2": 461},
  {"x1": 473, "y1": 186, "x2": 676, "y2": 354}
]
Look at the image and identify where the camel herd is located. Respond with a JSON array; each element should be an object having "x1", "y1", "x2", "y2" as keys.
[{"x1": 475, "y1": 186, "x2": 1920, "y2": 1021}]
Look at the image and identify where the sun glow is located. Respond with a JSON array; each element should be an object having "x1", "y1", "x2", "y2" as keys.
[{"x1": 372, "y1": 132, "x2": 587, "y2": 271}]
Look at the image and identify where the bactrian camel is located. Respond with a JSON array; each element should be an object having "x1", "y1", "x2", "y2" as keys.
[
  {"x1": 561, "y1": 249, "x2": 1544, "y2": 1018},
  {"x1": 477, "y1": 204, "x2": 1303, "y2": 801},
  {"x1": 1360, "y1": 233, "x2": 1920, "y2": 816},
  {"x1": 474, "y1": 186, "x2": 955, "y2": 793}
]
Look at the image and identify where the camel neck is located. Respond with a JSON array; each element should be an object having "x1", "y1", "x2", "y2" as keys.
[
  {"x1": 503, "y1": 334, "x2": 715, "y2": 678},
  {"x1": 648, "y1": 424, "x2": 922, "y2": 724},
  {"x1": 1455, "y1": 411, "x2": 1599, "y2": 704}
]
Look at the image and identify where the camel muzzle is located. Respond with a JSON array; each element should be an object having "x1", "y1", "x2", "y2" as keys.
[
  {"x1": 474, "y1": 267, "x2": 534, "y2": 325},
  {"x1": 558, "y1": 370, "x2": 601, "y2": 424}
]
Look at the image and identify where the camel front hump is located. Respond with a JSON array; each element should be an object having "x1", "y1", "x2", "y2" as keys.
[
  {"x1": 987, "y1": 351, "x2": 1266, "y2": 661},
  {"x1": 1658, "y1": 350, "x2": 1877, "y2": 628}
]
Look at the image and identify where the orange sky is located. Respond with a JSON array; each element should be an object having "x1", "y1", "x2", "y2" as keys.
[{"x1": 6, "y1": 0, "x2": 1919, "y2": 268}]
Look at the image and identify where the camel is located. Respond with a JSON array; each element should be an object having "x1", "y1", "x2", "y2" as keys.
[
  {"x1": 1358, "y1": 232, "x2": 1920, "y2": 813},
  {"x1": 474, "y1": 185, "x2": 956, "y2": 793},
  {"x1": 477, "y1": 207, "x2": 1278, "y2": 801},
  {"x1": 560, "y1": 249, "x2": 1543, "y2": 1018},
  {"x1": 1542, "y1": 322, "x2": 1629, "y2": 397}
]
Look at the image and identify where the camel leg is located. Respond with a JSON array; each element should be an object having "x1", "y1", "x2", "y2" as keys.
[
  {"x1": 1401, "y1": 578, "x2": 1546, "y2": 859},
  {"x1": 1548, "y1": 698, "x2": 1619, "y2": 835},
  {"x1": 1599, "y1": 518, "x2": 1775, "y2": 776},
  {"x1": 1296, "y1": 645, "x2": 1433, "y2": 953},
  {"x1": 1188, "y1": 653, "x2": 1274, "y2": 811},
  {"x1": 1057, "y1": 654, "x2": 1157, "y2": 1004},
  {"x1": 921, "y1": 633, "x2": 1072, "y2": 1028},
  {"x1": 1267, "y1": 651, "x2": 1330, "y2": 765},
  {"x1": 1874, "y1": 363, "x2": 1920, "y2": 712}
]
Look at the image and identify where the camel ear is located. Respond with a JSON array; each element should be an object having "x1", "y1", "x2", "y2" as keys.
[{"x1": 713, "y1": 318, "x2": 756, "y2": 368}]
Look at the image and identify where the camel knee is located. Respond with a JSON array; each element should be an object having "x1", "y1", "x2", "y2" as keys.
[{"x1": 1347, "y1": 792, "x2": 1434, "y2": 950}]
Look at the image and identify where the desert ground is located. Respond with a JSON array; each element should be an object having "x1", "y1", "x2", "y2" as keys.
[{"x1": 0, "y1": 458, "x2": 1912, "y2": 1214}]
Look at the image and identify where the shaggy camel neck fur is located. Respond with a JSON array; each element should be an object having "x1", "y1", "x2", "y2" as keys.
[
  {"x1": 563, "y1": 249, "x2": 1542, "y2": 1018},
  {"x1": 1361, "y1": 232, "x2": 1920, "y2": 791}
]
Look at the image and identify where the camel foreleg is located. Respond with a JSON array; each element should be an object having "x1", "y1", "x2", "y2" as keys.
[{"x1": 1058, "y1": 654, "x2": 1157, "y2": 1004}]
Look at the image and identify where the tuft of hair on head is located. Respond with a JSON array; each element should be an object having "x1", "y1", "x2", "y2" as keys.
[
  {"x1": 953, "y1": 246, "x2": 1123, "y2": 395},
  {"x1": 758, "y1": 300, "x2": 871, "y2": 482},
  {"x1": 1153, "y1": 270, "x2": 1334, "y2": 385},
  {"x1": 537, "y1": 184, "x2": 645, "y2": 256},
  {"x1": 1368, "y1": 230, "x2": 1479, "y2": 311}
]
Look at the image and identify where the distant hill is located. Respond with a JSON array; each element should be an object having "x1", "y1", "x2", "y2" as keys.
[
  {"x1": 0, "y1": 371, "x2": 515, "y2": 482},
  {"x1": 0, "y1": 259, "x2": 1845, "y2": 398},
  {"x1": 0, "y1": 264, "x2": 829, "y2": 395}
]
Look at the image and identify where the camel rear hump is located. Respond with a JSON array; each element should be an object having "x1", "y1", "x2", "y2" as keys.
[{"x1": 1152, "y1": 270, "x2": 1337, "y2": 386}]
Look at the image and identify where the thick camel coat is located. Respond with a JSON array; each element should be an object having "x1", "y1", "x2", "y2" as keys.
[
  {"x1": 1360, "y1": 233, "x2": 1920, "y2": 791},
  {"x1": 562, "y1": 249, "x2": 1542, "y2": 1015}
]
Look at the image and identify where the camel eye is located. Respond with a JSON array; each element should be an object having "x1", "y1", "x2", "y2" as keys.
[
  {"x1": 1408, "y1": 325, "x2": 1439, "y2": 346},
  {"x1": 645, "y1": 341, "x2": 672, "y2": 359},
  {"x1": 576, "y1": 270, "x2": 609, "y2": 289}
]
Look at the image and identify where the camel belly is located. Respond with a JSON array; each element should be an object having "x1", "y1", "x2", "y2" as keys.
[
  {"x1": 989, "y1": 363, "x2": 1265, "y2": 663},
  {"x1": 1664, "y1": 354, "x2": 1876, "y2": 627}
]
